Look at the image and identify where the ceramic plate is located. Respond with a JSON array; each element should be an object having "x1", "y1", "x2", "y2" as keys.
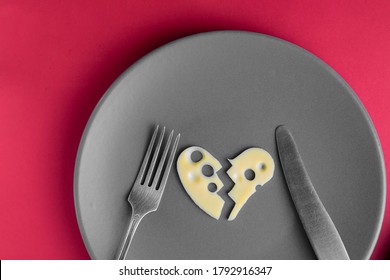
[{"x1": 74, "y1": 31, "x2": 385, "y2": 259}]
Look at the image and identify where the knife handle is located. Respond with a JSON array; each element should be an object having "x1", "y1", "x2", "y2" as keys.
[{"x1": 289, "y1": 183, "x2": 350, "y2": 260}]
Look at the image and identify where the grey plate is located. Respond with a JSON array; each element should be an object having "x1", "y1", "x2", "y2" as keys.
[{"x1": 74, "y1": 31, "x2": 385, "y2": 260}]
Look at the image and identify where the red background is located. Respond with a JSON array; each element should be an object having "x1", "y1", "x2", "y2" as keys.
[{"x1": 0, "y1": 0, "x2": 389, "y2": 259}]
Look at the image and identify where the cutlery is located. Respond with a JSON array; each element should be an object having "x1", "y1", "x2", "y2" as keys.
[
  {"x1": 114, "y1": 125, "x2": 180, "y2": 260},
  {"x1": 275, "y1": 125, "x2": 350, "y2": 260}
]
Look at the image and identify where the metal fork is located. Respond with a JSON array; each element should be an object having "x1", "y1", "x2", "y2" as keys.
[{"x1": 114, "y1": 125, "x2": 180, "y2": 260}]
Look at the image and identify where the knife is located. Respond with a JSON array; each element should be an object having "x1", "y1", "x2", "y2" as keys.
[{"x1": 275, "y1": 125, "x2": 350, "y2": 260}]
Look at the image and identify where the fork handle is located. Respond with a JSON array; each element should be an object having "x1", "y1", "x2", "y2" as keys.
[{"x1": 114, "y1": 212, "x2": 144, "y2": 260}]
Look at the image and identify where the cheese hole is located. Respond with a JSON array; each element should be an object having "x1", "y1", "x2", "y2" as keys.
[
  {"x1": 190, "y1": 150, "x2": 203, "y2": 163},
  {"x1": 202, "y1": 164, "x2": 214, "y2": 177},
  {"x1": 244, "y1": 169, "x2": 256, "y2": 181},
  {"x1": 208, "y1": 183, "x2": 218, "y2": 192},
  {"x1": 259, "y1": 163, "x2": 266, "y2": 170}
]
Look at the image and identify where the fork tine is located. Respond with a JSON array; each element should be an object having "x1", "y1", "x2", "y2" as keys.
[
  {"x1": 135, "y1": 125, "x2": 159, "y2": 183},
  {"x1": 144, "y1": 126, "x2": 165, "y2": 186},
  {"x1": 152, "y1": 130, "x2": 173, "y2": 188},
  {"x1": 157, "y1": 133, "x2": 180, "y2": 192}
]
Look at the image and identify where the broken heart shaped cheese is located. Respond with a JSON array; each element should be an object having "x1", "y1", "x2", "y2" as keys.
[
  {"x1": 227, "y1": 148, "x2": 275, "y2": 221},
  {"x1": 177, "y1": 146, "x2": 224, "y2": 219}
]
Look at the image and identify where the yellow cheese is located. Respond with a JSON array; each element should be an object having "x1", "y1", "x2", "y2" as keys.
[
  {"x1": 227, "y1": 148, "x2": 274, "y2": 221},
  {"x1": 177, "y1": 146, "x2": 224, "y2": 219}
]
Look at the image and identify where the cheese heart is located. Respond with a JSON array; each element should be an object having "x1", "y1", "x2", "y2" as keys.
[
  {"x1": 227, "y1": 148, "x2": 275, "y2": 221},
  {"x1": 177, "y1": 146, "x2": 224, "y2": 219}
]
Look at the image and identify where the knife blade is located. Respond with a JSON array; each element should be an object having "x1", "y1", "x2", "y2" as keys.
[{"x1": 275, "y1": 125, "x2": 350, "y2": 260}]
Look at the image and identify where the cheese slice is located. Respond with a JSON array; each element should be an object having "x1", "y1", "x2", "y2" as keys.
[
  {"x1": 227, "y1": 148, "x2": 275, "y2": 221},
  {"x1": 177, "y1": 146, "x2": 224, "y2": 219}
]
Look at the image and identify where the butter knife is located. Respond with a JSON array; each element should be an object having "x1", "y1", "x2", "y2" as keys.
[{"x1": 275, "y1": 125, "x2": 350, "y2": 260}]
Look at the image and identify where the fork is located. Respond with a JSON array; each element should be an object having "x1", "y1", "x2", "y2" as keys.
[{"x1": 114, "y1": 125, "x2": 180, "y2": 260}]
